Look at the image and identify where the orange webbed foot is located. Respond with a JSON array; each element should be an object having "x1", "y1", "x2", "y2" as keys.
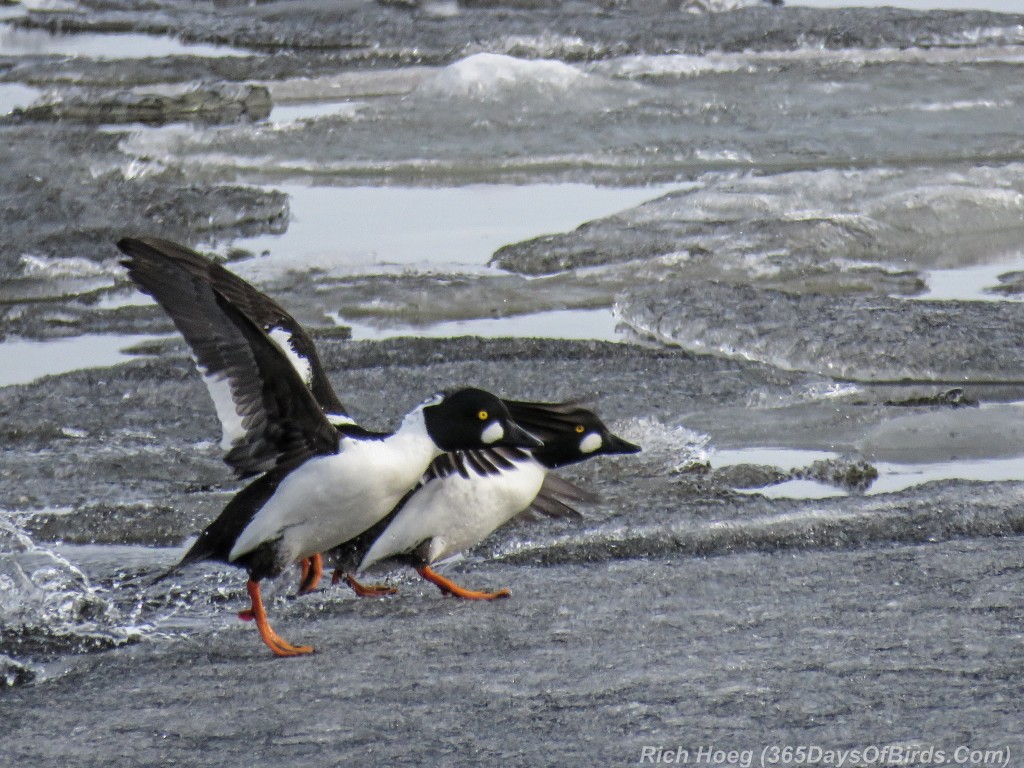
[
  {"x1": 416, "y1": 565, "x2": 511, "y2": 600},
  {"x1": 245, "y1": 580, "x2": 314, "y2": 657},
  {"x1": 341, "y1": 572, "x2": 399, "y2": 598}
]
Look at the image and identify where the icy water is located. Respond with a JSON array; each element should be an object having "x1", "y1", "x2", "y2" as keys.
[
  {"x1": 229, "y1": 182, "x2": 679, "y2": 273},
  {"x1": 0, "y1": 333, "x2": 157, "y2": 387},
  {"x1": 0, "y1": 23, "x2": 257, "y2": 59},
  {"x1": 6, "y1": 1, "x2": 1024, "y2": 764}
]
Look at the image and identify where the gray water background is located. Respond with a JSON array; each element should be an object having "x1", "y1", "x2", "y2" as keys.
[{"x1": 4, "y1": 0, "x2": 1024, "y2": 764}]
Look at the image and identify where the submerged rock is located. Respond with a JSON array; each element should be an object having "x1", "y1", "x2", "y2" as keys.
[
  {"x1": 9, "y1": 84, "x2": 272, "y2": 126},
  {"x1": 883, "y1": 387, "x2": 978, "y2": 409},
  {"x1": 988, "y1": 270, "x2": 1024, "y2": 296},
  {"x1": 792, "y1": 457, "x2": 878, "y2": 493}
]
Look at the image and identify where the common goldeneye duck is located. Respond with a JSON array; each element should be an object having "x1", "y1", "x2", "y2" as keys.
[
  {"x1": 352, "y1": 400, "x2": 641, "y2": 599},
  {"x1": 120, "y1": 237, "x2": 540, "y2": 656},
  {"x1": 118, "y1": 236, "x2": 353, "y2": 475}
]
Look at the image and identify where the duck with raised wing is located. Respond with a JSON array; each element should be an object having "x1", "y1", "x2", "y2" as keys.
[{"x1": 120, "y1": 237, "x2": 540, "y2": 656}]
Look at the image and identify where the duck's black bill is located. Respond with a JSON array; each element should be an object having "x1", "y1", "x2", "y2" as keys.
[{"x1": 605, "y1": 433, "x2": 642, "y2": 455}]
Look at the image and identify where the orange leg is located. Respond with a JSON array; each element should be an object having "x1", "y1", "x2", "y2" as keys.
[
  {"x1": 297, "y1": 554, "x2": 323, "y2": 595},
  {"x1": 416, "y1": 565, "x2": 510, "y2": 600},
  {"x1": 244, "y1": 579, "x2": 314, "y2": 657},
  {"x1": 339, "y1": 571, "x2": 398, "y2": 598}
]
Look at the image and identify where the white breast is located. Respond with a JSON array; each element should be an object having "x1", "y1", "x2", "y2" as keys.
[
  {"x1": 359, "y1": 458, "x2": 547, "y2": 570},
  {"x1": 228, "y1": 409, "x2": 439, "y2": 564}
]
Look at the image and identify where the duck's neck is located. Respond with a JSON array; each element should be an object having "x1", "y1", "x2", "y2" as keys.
[{"x1": 380, "y1": 407, "x2": 443, "y2": 480}]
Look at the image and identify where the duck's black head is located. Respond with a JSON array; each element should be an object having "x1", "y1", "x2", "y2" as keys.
[
  {"x1": 504, "y1": 401, "x2": 641, "y2": 470},
  {"x1": 423, "y1": 388, "x2": 542, "y2": 452}
]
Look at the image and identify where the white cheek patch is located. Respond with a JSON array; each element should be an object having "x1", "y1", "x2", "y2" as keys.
[
  {"x1": 268, "y1": 326, "x2": 313, "y2": 386},
  {"x1": 481, "y1": 421, "x2": 505, "y2": 445},
  {"x1": 579, "y1": 432, "x2": 603, "y2": 454}
]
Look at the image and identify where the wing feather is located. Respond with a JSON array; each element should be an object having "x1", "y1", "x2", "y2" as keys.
[
  {"x1": 119, "y1": 237, "x2": 348, "y2": 420},
  {"x1": 519, "y1": 473, "x2": 595, "y2": 521},
  {"x1": 120, "y1": 237, "x2": 338, "y2": 475}
]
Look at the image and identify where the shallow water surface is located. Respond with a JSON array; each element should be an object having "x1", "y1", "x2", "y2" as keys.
[
  {"x1": 344, "y1": 307, "x2": 622, "y2": 342},
  {"x1": 0, "y1": 334, "x2": 157, "y2": 387},
  {"x1": 919, "y1": 258, "x2": 1024, "y2": 301},
  {"x1": 230, "y1": 182, "x2": 680, "y2": 275},
  {"x1": 0, "y1": 23, "x2": 257, "y2": 59},
  {"x1": 0, "y1": 83, "x2": 41, "y2": 115}
]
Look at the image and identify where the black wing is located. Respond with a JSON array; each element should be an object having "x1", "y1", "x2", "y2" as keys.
[
  {"x1": 120, "y1": 237, "x2": 339, "y2": 476},
  {"x1": 118, "y1": 237, "x2": 348, "y2": 421},
  {"x1": 422, "y1": 446, "x2": 528, "y2": 482},
  {"x1": 519, "y1": 473, "x2": 595, "y2": 522},
  {"x1": 503, "y1": 399, "x2": 593, "y2": 444}
]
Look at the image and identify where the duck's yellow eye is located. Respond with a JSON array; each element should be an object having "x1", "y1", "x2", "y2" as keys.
[
  {"x1": 575, "y1": 424, "x2": 585, "y2": 433},
  {"x1": 478, "y1": 410, "x2": 489, "y2": 420}
]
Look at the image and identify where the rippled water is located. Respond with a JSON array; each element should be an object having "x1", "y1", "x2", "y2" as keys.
[{"x1": 6, "y1": 2, "x2": 1024, "y2": 691}]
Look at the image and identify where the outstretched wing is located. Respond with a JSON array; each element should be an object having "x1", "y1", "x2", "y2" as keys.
[
  {"x1": 120, "y1": 237, "x2": 339, "y2": 475},
  {"x1": 118, "y1": 237, "x2": 349, "y2": 423}
]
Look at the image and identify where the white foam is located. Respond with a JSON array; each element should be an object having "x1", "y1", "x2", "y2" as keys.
[
  {"x1": 612, "y1": 418, "x2": 710, "y2": 475},
  {"x1": 0, "y1": 516, "x2": 126, "y2": 639},
  {"x1": 416, "y1": 53, "x2": 586, "y2": 100}
]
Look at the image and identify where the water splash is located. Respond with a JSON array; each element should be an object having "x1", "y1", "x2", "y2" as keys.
[
  {"x1": 0, "y1": 515, "x2": 145, "y2": 673},
  {"x1": 612, "y1": 417, "x2": 710, "y2": 475}
]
